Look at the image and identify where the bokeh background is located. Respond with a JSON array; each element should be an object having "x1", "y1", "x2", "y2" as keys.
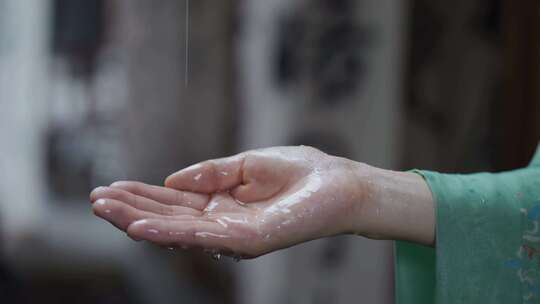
[{"x1": 1, "y1": 0, "x2": 540, "y2": 303}]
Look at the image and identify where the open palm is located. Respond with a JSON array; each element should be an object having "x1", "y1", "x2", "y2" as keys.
[{"x1": 90, "y1": 146, "x2": 361, "y2": 259}]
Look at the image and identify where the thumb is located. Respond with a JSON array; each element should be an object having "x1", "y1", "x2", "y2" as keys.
[{"x1": 165, "y1": 154, "x2": 245, "y2": 193}]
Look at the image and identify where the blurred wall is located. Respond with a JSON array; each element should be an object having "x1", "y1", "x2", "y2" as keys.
[
  {"x1": 236, "y1": 0, "x2": 407, "y2": 303},
  {"x1": 1, "y1": 1, "x2": 238, "y2": 303},
  {"x1": 402, "y1": 0, "x2": 504, "y2": 173},
  {"x1": 111, "y1": 0, "x2": 238, "y2": 184},
  {"x1": 501, "y1": 0, "x2": 540, "y2": 170},
  {"x1": 0, "y1": 0, "x2": 50, "y2": 250}
]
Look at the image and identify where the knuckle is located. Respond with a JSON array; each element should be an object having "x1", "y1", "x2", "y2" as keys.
[
  {"x1": 113, "y1": 203, "x2": 126, "y2": 217},
  {"x1": 162, "y1": 205, "x2": 175, "y2": 216}
]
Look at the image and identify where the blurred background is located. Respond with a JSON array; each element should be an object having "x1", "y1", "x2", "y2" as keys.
[{"x1": 1, "y1": 0, "x2": 540, "y2": 303}]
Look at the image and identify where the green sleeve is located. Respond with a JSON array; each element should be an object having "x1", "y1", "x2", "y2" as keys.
[{"x1": 395, "y1": 148, "x2": 540, "y2": 304}]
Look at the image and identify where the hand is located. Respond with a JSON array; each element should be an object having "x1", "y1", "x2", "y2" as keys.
[{"x1": 90, "y1": 146, "x2": 368, "y2": 259}]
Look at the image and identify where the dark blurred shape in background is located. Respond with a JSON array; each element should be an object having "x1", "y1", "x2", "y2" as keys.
[
  {"x1": 1, "y1": 0, "x2": 539, "y2": 303},
  {"x1": 52, "y1": 0, "x2": 105, "y2": 76}
]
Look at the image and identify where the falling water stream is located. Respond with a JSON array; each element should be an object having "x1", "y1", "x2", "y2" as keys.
[{"x1": 184, "y1": 0, "x2": 190, "y2": 87}]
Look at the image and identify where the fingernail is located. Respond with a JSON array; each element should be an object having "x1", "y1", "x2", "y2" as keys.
[{"x1": 95, "y1": 199, "x2": 107, "y2": 206}]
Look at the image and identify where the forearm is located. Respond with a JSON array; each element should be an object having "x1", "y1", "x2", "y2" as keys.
[{"x1": 344, "y1": 162, "x2": 435, "y2": 246}]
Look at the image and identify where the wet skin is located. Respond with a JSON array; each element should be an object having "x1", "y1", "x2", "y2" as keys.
[{"x1": 90, "y1": 146, "x2": 435, "y2": 259}]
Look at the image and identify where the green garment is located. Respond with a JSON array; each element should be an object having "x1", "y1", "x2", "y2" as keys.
[{"x1": 395, "y1": 148, "x2": 540, "y2": 304}]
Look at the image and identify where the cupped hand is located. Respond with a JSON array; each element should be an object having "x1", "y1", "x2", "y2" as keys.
[{"x1": 90, "y1": 146, "x2": 367, "y2": 259}]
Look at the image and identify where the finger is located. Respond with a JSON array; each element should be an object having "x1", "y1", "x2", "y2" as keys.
[
  {"x1": 127, "y1": 218, "x2": 238, "y2": 252},
  {"x1": 92, "y1": 199, "x2": 198, "y2": 232},
  {"x1": 165, "y1": 154, "x2": 245, "y2": 193},
  {"x1": 90, "y1": 186, "x2": 202, "y2": 216},
  {"x1": 109, "y1": 181, "x2": 209, "y2": 211}
]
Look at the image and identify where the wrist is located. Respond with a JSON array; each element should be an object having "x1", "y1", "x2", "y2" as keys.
[
  {"x1": 326, "y1": 157, "x2": 376, "y2": 236},
  {"x1": 343, "y1": 162, "x2": 435, "y2": 246},
  {"x1": 338, "y1": 160, "x2": 379, "y2": 236}
]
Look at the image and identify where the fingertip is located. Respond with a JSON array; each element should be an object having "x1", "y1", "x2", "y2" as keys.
[
  {"x1": 164, "y1": 175, "x2": 175, "y2": 188},
  {"x1": 92, "y1": 199, "x2": 111, "y2": 216},
  {"x1": 164, "y1": 173, "x2": 189, "y2": 190},
  {"x1": 127, "y1": 219, "x2": 148, "y2": 233},
  {"x1": 89, "y1": 186, "x2": 107, "y2": 203},
  {"x1": 165, "y1": 163, "x2": 204, "y2": 187}
]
